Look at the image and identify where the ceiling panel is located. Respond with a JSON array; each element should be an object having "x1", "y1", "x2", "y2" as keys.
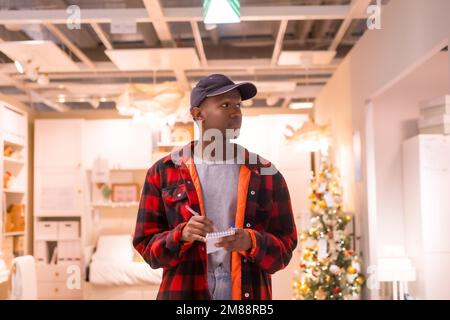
[
  {"x1": 105, "y1": 48, "x2": 201, "y2": 70},
  {"x1": 0, "y1": 40, "x2": 80, "y2": 72}
]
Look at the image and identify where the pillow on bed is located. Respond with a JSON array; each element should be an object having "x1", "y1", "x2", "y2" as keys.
[
  {"x1": 133, "y1": 249, "x2": 145, "y2": 263},
  {"x1": 92, "y1": 234, "x2": 134, "y2": 262}
]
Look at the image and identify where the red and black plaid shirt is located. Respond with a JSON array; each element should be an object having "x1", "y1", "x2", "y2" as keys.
[{"x1": 133, "y1": 141, "x2": 297, "y2": 300}]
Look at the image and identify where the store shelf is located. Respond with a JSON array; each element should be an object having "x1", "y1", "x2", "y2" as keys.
[
  {"x1": 3, "y1": 157, "x2": 25, "y2": 166},
  {"x1": 3, "y1": 138, "x2": 25, "y2": 149},
  {"x1": 3, "y1": 189, "x2": 25, "y2": 194},
  {"x1": 4, "y1": 231, "x2": 25, "y2": 237},
  {"x1": 91, "y1": 201, "x2": 140, "y2": 208}
]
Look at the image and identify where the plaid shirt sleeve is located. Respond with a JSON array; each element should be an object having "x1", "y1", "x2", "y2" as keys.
[
  {"x1": 133, "y1": 165, "x2": 193, "y2": 269},
  {"x1": 241, "y1": 171, "x2": 297, "y2": 274}
]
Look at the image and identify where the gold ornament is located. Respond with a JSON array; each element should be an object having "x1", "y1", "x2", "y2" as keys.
[
  {"x1": 299, "y1": 282, "x2": 309, "y2": 294},
  {"x1": 347, "y1": 266, "x2": 357, "y2": 274},
  {"x1": 356, "y1": 275, "x2": 365, "y2": 286},
  {"x1": 345, "y1": 215, "x2": 352, "y2": 222},
  {"x1": 319, "y1": 200, "x2": 327, "y2": 208}
]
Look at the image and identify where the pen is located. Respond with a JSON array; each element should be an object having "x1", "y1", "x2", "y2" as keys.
[{"x1": 185, "y1": 205, "x2": 200, "y2": 216}]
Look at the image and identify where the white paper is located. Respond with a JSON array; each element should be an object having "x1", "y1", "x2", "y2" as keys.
[{"x1": 206, "y1": 228, "x2": 236, "y2": 254}]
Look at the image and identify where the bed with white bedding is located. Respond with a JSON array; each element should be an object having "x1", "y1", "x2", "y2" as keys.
[{"x1": 84, "y1": 234, "x2": 162, "y2": 300}]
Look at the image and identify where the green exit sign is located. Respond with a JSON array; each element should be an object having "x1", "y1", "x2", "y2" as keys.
[{"x1": 203, "y1": 0, "x2": 241, "y2": 24}]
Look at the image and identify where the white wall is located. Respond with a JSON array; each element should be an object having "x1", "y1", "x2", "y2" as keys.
[
  {"x1": 313, "y1": 0, "x2": 450, "y2": 298},
  {"x1": 372, "y1": 52, "x2": 449, "y2": 258}
]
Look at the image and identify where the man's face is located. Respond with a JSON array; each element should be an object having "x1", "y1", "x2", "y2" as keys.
[{"x1": 191, "y1": 89, "x2": 242, "y2": 138}]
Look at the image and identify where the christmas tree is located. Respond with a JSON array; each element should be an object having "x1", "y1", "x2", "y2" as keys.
[{"x1": 293, "y1": 160, "x2": 365, "y2": 300}]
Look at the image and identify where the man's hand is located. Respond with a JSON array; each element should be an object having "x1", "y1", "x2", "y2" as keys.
[
  {"x1": 215, "y1": 228, "x2": 252, "y2": 252},
  {"x1": 181, "y1": 216, "x2": 215, "y2": 242}
]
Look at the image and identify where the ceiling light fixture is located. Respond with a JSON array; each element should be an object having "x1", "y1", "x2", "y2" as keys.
[
  {"x1": 288, "y1": 101, "x2": 314, "y2": 110},
  {"x1": 266, "y1": 95, "x2": 280, "y2": 107},
  {"x1": 204, "y1": 24, "x2": 217, "y2": 31},
  {"x1": 14, "y1": 60, "x2": 24, "y2": 74},
  {"x1": 36, "y1": 73, "x2": 49, "y2": 86},
  {"x1": 91, "y1": 97, "x2": 100, "y2": 109},
  {"x1": 285, "y1": 121, "x2": 331, "y2": 154},
  {"x1": 203, "y1": 0, "x2": 240, "y2": 24}
]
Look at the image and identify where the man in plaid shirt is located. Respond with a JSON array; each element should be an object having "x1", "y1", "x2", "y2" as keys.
[{"x1": 133, "y1": 74, "x2": 297, "y2": 300}]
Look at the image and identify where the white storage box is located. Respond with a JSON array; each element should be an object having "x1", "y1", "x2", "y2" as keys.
[
  {"x1": 418, "y1": 115, "x2": 450, "y2": 135},
  {"x1": 34, "y1": 241, "x2": 47, "y2": 264},
  {"x1": 36, "y1": 221, "x2": 58, "y2": 240},
  {"x1": 57, "y1": 221, "x2": 80, "y2": 240},
  {"x1": 57, "y1": 240, "x2": 82, "y2": 263},
  {"x1": 419, "y1": 95, "x2": 450, "y2": 118}
]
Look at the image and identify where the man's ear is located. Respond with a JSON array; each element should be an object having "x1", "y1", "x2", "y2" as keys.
[{"x1": 191, "y1": 107, "x2": 204, "y2": 121}]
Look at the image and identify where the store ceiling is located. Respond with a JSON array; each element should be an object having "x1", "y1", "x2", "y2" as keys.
[{"x1": 0, "y1": 0, "x2": 389, "y2": 114}]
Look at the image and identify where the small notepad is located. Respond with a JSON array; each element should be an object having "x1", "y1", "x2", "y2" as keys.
[{"x1": 206, "y1": 228, "x2": 236, "y2": 254}]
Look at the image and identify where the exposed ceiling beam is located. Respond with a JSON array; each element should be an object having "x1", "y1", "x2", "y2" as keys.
[
  {"x1": 142, "y1": 0, "x2": 190, "y2": 88},
  {"x1": 0, "y1": 74, "x2": 68, "y2": 112},
  {"x1": 271, "y1": 20, "x2": 288, "y2": 66},
  {"x1": 281, "y1": 96, "x2": 292, "y2": 109},
  {"x1": 316, "y1": 20, "x2": 333, "y2": 42},
  {"x1": 142, "y1": 0, "x2": 175, "y2": 47},
  {"x1": 298, "y1": 20, "x2": 314, "y2": 45},
  {"x1": 329, "y1": 0, "x2": 372, "y2": 51},
  {"x1": 173, "y1": 68, "x2": 190, "y2": 91},
  {"x1": 208, "y1": 27, "x2": 220, "y2": 46},
  {"x1": 190, "y1": 21, "x2": 208, "y2": 67},
  {"x1": 165, "y1": 5, "x2": 365, "y2": 22},
  {"x1": 90, "y1": 22, "x2": 113, "y2": 50},
  {"x1": 43, "y1": 23, "x2": 96, "y2": 70},
  {"x1": 0, "y1": 6, "x2": 370, "y2": 24},
  {"x1": 0, "y1": 93, "x2": 35, "y2": 117},
  {"x1": 1, "y1": 59, "x2": 337, "y2": 80},
  {"x1": 137, "y1": 23, "x2": 160, "y2": 47}
]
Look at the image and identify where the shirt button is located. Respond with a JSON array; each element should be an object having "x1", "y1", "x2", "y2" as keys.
[
  {"x1": 246, "y1": 223, "x2": 251, "y2": 228},
  {"x1": 201, "y1": 247, "x2": 205, "y2": 251},
  {"x1": 244, "y1": 292, "x2": 250, "y2": 298},
  {"x1": 250, "y1": 190, "x2": 255, "y2": 195},
  {"x1": 187, "y1": 181, "x2": 191, "y2": 184},
  {"x1": 177, "y1": 193, "x2": 182, "y2": 197},
  {"x1": 243, "y1": 259, "x2": 247, "y2": 263}
]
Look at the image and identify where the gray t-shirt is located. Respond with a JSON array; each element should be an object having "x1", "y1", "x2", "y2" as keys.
[{"x1": 194, "y1": 157, "x2": 240, "y2": 274}]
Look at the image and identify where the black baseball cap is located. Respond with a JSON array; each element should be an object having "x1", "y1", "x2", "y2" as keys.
[{"x1": 190, "y1": 74, "x2": 257, "y2": 109}]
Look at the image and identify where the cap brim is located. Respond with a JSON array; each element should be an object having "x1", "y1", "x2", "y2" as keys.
[{"x1": 206, "y1": 82, "x2": 257, "y2": 101}]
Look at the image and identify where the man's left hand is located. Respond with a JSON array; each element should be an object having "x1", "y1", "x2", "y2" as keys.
[{"x1": 215, "y1": 228, "x2": 252, "y2": 252}]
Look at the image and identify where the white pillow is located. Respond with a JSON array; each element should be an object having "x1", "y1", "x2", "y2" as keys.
[{"x1": 92, "y1": 234, "x2": 134, "y2": 262}]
